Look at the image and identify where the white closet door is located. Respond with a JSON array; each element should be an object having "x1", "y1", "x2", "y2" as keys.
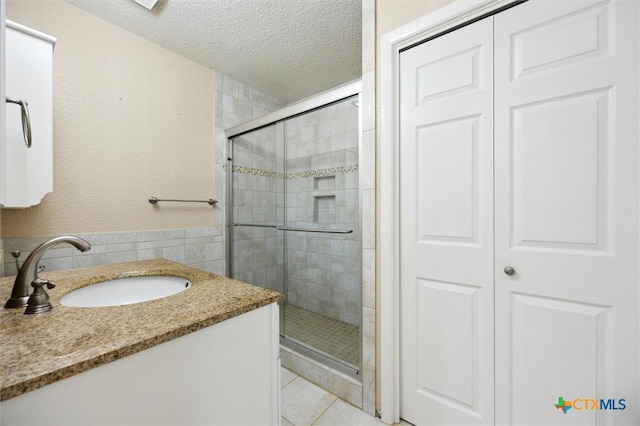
[
  {"x1": 494, "y1": 1, "x2": 639, "y2": 424},
  {"x1": 399, "y1": 17, "x2": 494, "y2": 425}
]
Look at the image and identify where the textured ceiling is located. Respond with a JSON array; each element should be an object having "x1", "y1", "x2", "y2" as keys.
[{"x1": 62, "y1": 0, "x2": 362, "y2": 104}]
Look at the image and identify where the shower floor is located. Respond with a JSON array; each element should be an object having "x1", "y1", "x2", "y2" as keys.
[{"x1": 283, "y1": 303, "x2": 360, "y2": 368}]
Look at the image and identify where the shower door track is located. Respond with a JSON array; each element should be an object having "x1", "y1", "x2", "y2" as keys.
[{"x1": 280, "y1": 336, "x2": 360, "y2": 379}]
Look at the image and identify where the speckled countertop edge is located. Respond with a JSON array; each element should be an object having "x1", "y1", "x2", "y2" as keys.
[{"x1": 0, "y1": 259, "x2": 284, "y2": 401}]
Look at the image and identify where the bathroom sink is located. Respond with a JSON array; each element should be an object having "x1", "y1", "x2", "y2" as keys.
[{"x1": 60, "y1": 276, "x2": 192, "y2": 308}]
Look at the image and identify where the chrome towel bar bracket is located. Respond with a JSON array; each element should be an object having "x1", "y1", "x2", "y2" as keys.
[{"x1": 149, "y1": 197, "x2": 218, "y2": 206}]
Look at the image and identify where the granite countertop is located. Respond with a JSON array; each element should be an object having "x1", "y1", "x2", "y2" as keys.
[{"x1": 0, "y1": 258, "x2": 284, "y2": 401}]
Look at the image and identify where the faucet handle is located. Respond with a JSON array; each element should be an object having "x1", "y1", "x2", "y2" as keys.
[
  {"x1": 11, "y1": 251, "x2": 21, "y2": 273},
  {"x1": 32, "y1": 278, "x2": 55, "y2": 290},
  {"x1": 24, "y1": 279, "x2": 55, "y2": 315}
]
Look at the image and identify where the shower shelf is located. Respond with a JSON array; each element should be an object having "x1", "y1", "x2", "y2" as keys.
[{"x1": 233, "y1": 223, "x2": 352, "y2": 234}]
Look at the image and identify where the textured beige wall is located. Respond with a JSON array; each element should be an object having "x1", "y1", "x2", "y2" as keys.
[
  {"x1": 2, "y1": 0, "x2": 215, "y2": 238},
  {"x1": 376, "y1": 0, "x2": 454, "y2": 36}
]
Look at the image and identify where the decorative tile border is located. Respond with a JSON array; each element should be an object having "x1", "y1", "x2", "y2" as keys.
[
  {"x1": 232, "y1": 165, "x2": 285, "y2": 179},
  {"x1": 232, "y1": 164, "x2": 358, "y2": 179},
  {"x1": 288, "y1": 164, "x2": 359, "y2": 179}
]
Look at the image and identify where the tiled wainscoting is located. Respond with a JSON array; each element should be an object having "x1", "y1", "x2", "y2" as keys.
[{"x1": 1, "y1": 228, "x2": 224, "y2": 277}]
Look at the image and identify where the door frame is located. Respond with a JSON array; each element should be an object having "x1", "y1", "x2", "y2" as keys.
[{"x1": 379, "y1": 1, "x2": 524, "y2": 423}]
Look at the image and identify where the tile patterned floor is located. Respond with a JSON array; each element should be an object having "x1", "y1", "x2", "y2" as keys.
[
  {"x1": 283, "y1": 304, "x2": 360, "y2": 367},
  {"x1": 281, "y1": 367, "x2": 412, "y2": 426}
]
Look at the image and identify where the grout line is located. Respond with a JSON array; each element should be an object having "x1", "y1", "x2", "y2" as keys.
[
  {"x1": 280, "y1": 372, "x2": 296, "y2": 426},
  {"x1": 311, "y1": 398, "x2": 339, "y2": 426}
]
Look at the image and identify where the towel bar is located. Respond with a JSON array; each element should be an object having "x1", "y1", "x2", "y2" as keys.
[{"x1": 148, "y1": 197, "x2": 217, "y2": 206}]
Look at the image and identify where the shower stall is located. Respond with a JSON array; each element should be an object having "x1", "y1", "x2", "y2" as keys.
[{"x1": 226, "y1": 82, "x2": 361, "y2": 377}]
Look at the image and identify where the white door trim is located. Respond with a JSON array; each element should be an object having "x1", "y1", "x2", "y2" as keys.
[{"x1": 379, "y1": 1, "x2": 522, "y2": 423}]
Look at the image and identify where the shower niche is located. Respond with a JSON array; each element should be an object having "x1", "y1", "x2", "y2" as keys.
[
  {"x1": 227, "y1": 88, "x2": 361, "y2": 376},
  {"x1": 314, "y1": 195, "x2": 335, "y2": 223}
]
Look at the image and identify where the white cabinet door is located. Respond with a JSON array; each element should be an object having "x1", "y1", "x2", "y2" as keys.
[
  {"x1": 494, "y1": 1, "x2": 638, "y2": 424},
  {"x1": 2, "y1": 21, "x2": 55, "y2": 208},
  {"x1": 1, "y1": 304, "x2": 281, "y2": 425},
  {"x1": 399, "y1": 16, "x2": 495, "y2": 425}
]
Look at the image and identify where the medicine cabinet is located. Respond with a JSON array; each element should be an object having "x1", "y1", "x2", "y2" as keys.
[{"x1": 1, "y1": 20, "x2": 56, "y2": 208}]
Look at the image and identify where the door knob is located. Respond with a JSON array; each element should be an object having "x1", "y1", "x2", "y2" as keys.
[{"x1": 504, "y1": 266, "x2": 516, "y2": 276}]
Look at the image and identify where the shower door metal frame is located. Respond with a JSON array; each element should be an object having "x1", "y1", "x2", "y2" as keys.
[
  {"x1": 225, "y1": 80, "x2": 363, "y2": 378},
  {"x1": 225, "y1": 80, "x2": 362, "y2": 274}
]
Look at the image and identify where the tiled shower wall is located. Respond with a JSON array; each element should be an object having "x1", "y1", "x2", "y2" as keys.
[
  {"x1": 284, "y1": 98, "x2": 360, "y2": 325},
  {"x1": 1, "y1": 72, "x2": 283, "y2": 278}
]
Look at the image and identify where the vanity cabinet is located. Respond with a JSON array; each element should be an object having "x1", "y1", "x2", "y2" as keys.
[
  {"x1": 1, "y1": 20, "x2": 56, "y2": 208},
  {"x1": 1, "y1": 303, "x2": 281, "y2": 425}
]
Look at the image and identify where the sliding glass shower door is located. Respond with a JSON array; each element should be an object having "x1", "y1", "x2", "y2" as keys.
[
  {"x1": 229, "y1": 95, "x2": 361, "y2": 374},
  {"x1": 229, "y1": 121, "x2": 285, "y2": 338}
]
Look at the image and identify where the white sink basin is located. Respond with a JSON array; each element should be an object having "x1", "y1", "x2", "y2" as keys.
[{"x1": 60, "y1": 276, "x2": 192, "y2": 308}]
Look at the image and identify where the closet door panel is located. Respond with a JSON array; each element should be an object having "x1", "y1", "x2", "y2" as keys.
[
  {"x1": 416, "y1": 116, "x2": 481, "y2": 244},
  {"x1": 494, "y1": 1, "x2": 639, "y2": 424},
  {"x1": 399, "y1": 16, "x2": 494, "y2": 425},
  {"x1": 510, "y1": 89, "x2": 609, "y2": 250}
]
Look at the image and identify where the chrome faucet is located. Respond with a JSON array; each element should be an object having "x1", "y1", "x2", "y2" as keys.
[{"x1": 4, "y1": 236, "x2": 91, "y2": 310}]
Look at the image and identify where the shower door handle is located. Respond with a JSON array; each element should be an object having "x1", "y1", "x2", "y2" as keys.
[
  {"x1": 233, "y1": 223, "x2": 278, "y2": 229},
  {"x1": 234, "y1": 223, "x2": 353, "y2": 234},
  {"x1": 276, "y1": 226, "x2": 353, "y2": 234}
]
